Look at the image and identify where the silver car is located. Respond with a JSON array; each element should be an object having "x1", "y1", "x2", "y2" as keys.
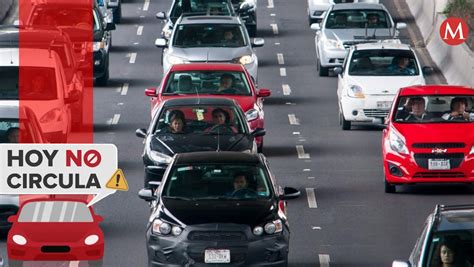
[
  {"x1": 311, "y1": 3, "x2": 406, "y2": 76},
  {"x1": 307, "y1": 0, "x2": 379, "y2": 25},
  {"x1": 155, "y1": 15, "x2": 264, "y2": 81}
]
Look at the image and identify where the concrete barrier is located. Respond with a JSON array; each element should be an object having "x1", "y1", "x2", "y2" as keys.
[{"x1": 405, "y1": 0, "x2": 473, "y2": 86}]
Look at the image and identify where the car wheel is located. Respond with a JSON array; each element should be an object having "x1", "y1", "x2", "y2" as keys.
[
  {"x1": 113, "y1": 4, "x2": 121, "y2": 24},
  {"x1": 318, "y1": 61, "x2": 329, "y2": 76},
  {"x1": 340, "y1": 112, "x2": 351, "y2": 130},
  {"x1": 89, "y1": 260, "x2": 103, "y2": 267},
  {"x1": 384, "y1": 179, "x2": 396, "y2": 193},
  {"x1": 9, "y1": 260, "x2": 23, "y2": 267}
]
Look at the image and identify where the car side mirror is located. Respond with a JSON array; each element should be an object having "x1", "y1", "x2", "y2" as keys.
[
  {"x1": 251, "y1": 128, "x2": 266, "y2": 137},
  {"x1": 65, "y1": 90, "x2": 81, "y2": 104},
  {"x1": 8, "y1": 215, "x2": 18, "y2": 223},
  {"x1": 422, "y1": 66, "x2": 434, "y2": 75},
  {"x1": 156, "y1": 11, "x2": 167, "y2": 20},
  {"x1": 310, "y1": 23, "x2": 321, "y2": 31},
  {"x1": 333, "y1": 67, "x2": 343, "y2": 75},
  {"x1": 155, "y1": 38, "x2": 168, "y2": 48},
  {"x1": 282, "y1": 187, "x2": 301, "y2": 200},
  {"x1": 94, "y1": 215, "x2": 104, "y2": 223},
  {"x1": 105, "y1": 22, "x2": 116, "y2": 31},
  {"x1": 239, "y1": 2, "x2": 252, "y2": 12},
  {"x1": 252, "y1": 38, "x2": 264, "y2": 48},
  {"x1": 135, "y1": 128, "x2": 147, "y2": 138},
  {"x1": 396, "y1": 22, "x2": 407, "y2": 30},
  {"x1": 257, "y1": 88, "x2": 271, "y2": 97},
  {"x1": 392, "y1": 260, "x2": 411, "y2": 267},
  {"x1": 138, "y1": 188, "x2": 157, "y2": 201},
  {"x1": 145, "y1": 87, "x2": 157, "y2": 97}
]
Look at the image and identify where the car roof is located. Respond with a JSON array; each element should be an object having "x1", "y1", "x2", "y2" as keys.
[
  {"x1": 0, "y1": 28, "x2": 71, "y2": 47},
  {"x1": 435, "y1": 205, "x2": 474, "y2": 231},
  {"x1": 399, "y1": 85, "x2": 474, "y2": 96},
  {"x1": 0, "y1": 48, "x2": 58, "y2": 67},
  {"x1": 179, "y1": 15, "x2": 241, "y2": 25},
  {"x1": 175, "y1": 151, "x2": 261, "y2": 165},
  {"x1": 162, "y1": 97, "x2": 238, "y2": 107},
  {"x1": 170, "y1": 63, "x2": 246, "y2": 72},
  {"x1": 0, "y1": 102, "x2": 19, "y2": 119},
  {"x1": 331, "y1": 3, "x2": 385, "y2": 11},
  {"x1": 354, "y1": 41, "x2": 411, "y2": 51}
]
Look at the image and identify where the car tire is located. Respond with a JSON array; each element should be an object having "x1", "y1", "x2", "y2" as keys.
[
  {"x1": 113, "y1": 3, "x2": 121, "y2": 24},
  {"x1": 9, "y1": 260, "x2": 23, "y2": 267},
  {"x1": 384, "y1": 179, "x2": 396, "y2": 193},
  {"x1": 340, "y1": 112, "x2": 351, "y2": 130},
  {"x1": 318, "y1": 61, "x2": 329, "y2": 76}
]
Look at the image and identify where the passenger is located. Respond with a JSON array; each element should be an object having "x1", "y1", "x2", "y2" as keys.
[
  {"x1": 435, "y1": 240, "x2": 471, "y2": 267},
  {"x1": 442, "y1": 97, "x2": 471, "y2": 121},
  {"x1": 388, "y1": 57, "x2": 415, "y2": 75},
  {"x1": 366, "y1": 13, "x2": 379, "y2": 27},
  {"x1": 166, "y1": 110, "x2": 186, "y2": 134},
  {"x1": 6, "y1": 127, "x2": 19, "y2": 143},
  {"x1": 404, "y1": 97, "x2": 430, "y2": 121}
]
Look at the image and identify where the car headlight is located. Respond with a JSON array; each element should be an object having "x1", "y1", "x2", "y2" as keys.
[
  {"x1": 252, "y1": 226, "x2": 263, "y2": 236},
  {"x1": 238, "y1": 55, "x2": 254, "y2": 65},
  {"x1": 347, "y1": 85, "x2": 365, "y2": 98},
  {"x1": 152, "y1": 219, "x2": 182, "y2": 236},
  {"x1": 389, "y1": 128, "x2": 408, "y2": 155},
  {"x1": 12, "y1": 234, "x2": 27, "y2": 245},
  {"x1": 84, "y1": 234, "x2": 99, "y2": 245},
  {"x1": 322, "y1": 38, "x2": 343, "y2": 49},
  {"x1": 93, "y1": 41, "x2": 105, "y2": 52},
  {"x1": 167, "y1": 55, "x2": 186, "y2": 65},
  {"x1": 40, "y1": 108, "x2": 62, "y2": 123},
  {"x1": 470, "y1": 145, "x2": 474, "y2": 155},
  {"x1": 148, "y1": 150, "x2": 173, "y2": 164},
  {"x1": 264, "y1": 219, "x2": 283, "y2": 235},
  {"x1": 245, "y1": 109, "x2": 259, "y2": 121}
]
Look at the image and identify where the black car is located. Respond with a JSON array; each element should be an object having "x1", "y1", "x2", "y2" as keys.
[
  {"x1": 138, "y1": 151, "x2": 300, "y2": 266},
  {"x1": 136, "y1": 97, "x2": 265, "y2": 186},
  {"x1": 392, "y1": 204, "x2": 474, "y2": 267}
]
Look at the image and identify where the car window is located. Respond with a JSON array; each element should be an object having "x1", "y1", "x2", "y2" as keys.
[
  {"x1": 0, "y1": 67, "x2": 19, "y2": 100},
  {"x1": 170, "y1": 0, "x2": 233, "y2": 21},
  {"x1": 29, "y1": 6, "x2": 92, "y2": 29},
  {"x1": 424, "y1": 230, "x2": 474, "y2": 267},
  {"x1": 18, "y1": 201, "x2": 93, "y2": 222},
  {"x1": 163, "y1": 71, "x2": 252, "y2": 96},
  {"x1": 393, "y1": 95, "x2": 474, "y2": 123},
  {"x1": 153, "y1": 105, "x2": 246, "y2": 134},
  {"x1": 162, "y1": 164, "x2": 272, "y2": 199},
  {"x1": 325, "y1": 9, "x2": 390, "y2": 29},
  {"x1": 348, "y1": 49, "x2": 419, "y2": 76},
  {"x1": 173, "y1": 24, "x2": 246, "y2": 48}
]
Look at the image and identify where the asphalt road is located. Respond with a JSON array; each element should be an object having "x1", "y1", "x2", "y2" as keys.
[{"x1": 0, "y1": 0, "x2": 470, "y2": 266}]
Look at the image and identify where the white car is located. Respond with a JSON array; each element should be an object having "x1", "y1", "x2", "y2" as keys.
[
  {"x1": 334, "y1": 41, "x2": 432, "y2": 130},
  {"x1": 307, "y1": 0, "x2": 379, "y2": 25}
]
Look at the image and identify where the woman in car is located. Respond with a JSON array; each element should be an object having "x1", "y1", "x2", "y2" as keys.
[
  {"x1": 442, "y1": 97, "x2": 472, "y2": 121},
  {"x1": 433, "y1": 240, "x2": 471, "y2": 267},
  {"x1": 164, "y1": 110, "x2": 187, "y2": 134},
  {"x1": 205, "y1": 108, "x2": 238, "y2": 133}
]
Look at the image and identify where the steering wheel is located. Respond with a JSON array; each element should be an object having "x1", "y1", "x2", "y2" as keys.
[
  {"x1": 208, "y1": 124, "x2": 234, "y2": 134},
  {"x1": 231, "y1": 188, "x2": 258, "y2": 198}
]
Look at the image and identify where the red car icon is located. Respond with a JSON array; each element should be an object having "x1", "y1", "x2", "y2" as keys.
[{"x1": 7, "y1": 198, "x2": 104, "y2": 267}]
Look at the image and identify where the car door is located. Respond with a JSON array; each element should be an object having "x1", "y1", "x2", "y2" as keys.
[{"x1": 337, "y1": 50, "x2": 350, "y2": 111}]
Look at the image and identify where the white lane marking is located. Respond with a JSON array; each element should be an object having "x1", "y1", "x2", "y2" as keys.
[
  {"x1": 308, "y1": 176, "x2": 315, "y2": 179},
  {"x1": 312, "y1": 226, "x2": 322, "y2": 230},
  {"x1": 306, "y1": 188, "x2": 317, "y2": 208},
  {"x1": 133, "y1": 42, "x2": 140, "y2": 45},
  {"x1": 319, "y1": 254, "x2": 330, "y2": 267},
  {"x1": 270, "y1": 13, "x2": 276, "y2": 17},
  {"x1": 282, "y1": 84, "x2": 291, "y2": 95},
  {"x1": 143, "y1": 0, "x2": 150, "y2": 11},
  {"x1": 118, "y1": 102, "x2": 124, "y2": 106},
  {"x1": 292, "y1": 131, "x2": 300, "y2": 135},
  {"x1": 270, "y1": 23, "x2": 279, "y2": 34},
  {"x1": 121, "y1": 83, "x2": 129, "y2": 95},
  {"x1": 274, "y1": 42, "x2": 280, "y2": 45},
  {"x1": 288, "y1": 114, "x2": 300, "y2": 125},
  {"x1": 129, "y1": 53, "x2": 137, "y2": 64},
  {"x1": 303, "y1": 169, "x2": 311, "y2": 172},
  {"x1": 296, "y1": 145, "x2": 310, "y2": 159},
  {"x1": 110, "y1": 114, "x2": 121, "y2": 125},
  {"x1": 69, "y1": 261, "x2": 80, "y2": 267},
  {"x1": 267, "y1": 0, "x2": 274, "y2": 8},
  {"x1": 137, "y1": 25, "x2": 144, "y2": 35},
  {"x1": 279, "y1": 67, "x2": 286, "y2": 76},
  {"x1": 277, "y1": 53, "x2": 285, "y2": 65}
]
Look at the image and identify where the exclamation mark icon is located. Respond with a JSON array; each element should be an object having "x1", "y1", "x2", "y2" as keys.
[{"x1": 116, "y1": 174, "x2": 121, "y2": 187}]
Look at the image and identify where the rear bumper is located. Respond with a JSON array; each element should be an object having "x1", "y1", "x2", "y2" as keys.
[{"x1": 340, "y1": 95, "x2": 394, "y2": 122}]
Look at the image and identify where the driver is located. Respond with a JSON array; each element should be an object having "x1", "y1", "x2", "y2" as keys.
[
  {"x1": 205, "y1": 108, "x2": 238, "y2": 133},
  {"x1": 217, "y1": 74, "x2": 235, "y2": 93},
  {"x1": 226, "y1": 172, "x2": 256, "y2": 197}
]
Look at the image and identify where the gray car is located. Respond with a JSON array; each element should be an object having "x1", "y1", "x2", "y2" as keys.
[
  {"x1": 155, "y1": 15, "x2": 264, "y2": 81},
  {"x1": 311, "y1": 3, "x2": 406, "y2": 76}
]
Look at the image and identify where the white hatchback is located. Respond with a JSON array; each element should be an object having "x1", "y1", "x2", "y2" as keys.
[{"x1": 335, "y1": 41, "x2": 432, "y2": 130}]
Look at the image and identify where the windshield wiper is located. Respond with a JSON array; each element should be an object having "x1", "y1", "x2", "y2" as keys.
[{"x1": 163, "y1": 196, "x2": 193, "y2": 201}]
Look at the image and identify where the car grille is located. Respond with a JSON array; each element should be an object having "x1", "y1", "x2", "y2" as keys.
[
  {"x1": 188, "y1": 231, "x2": 247, "y2": 242},
  {"x1": 413, "y1": 172, "x2": 465, "y2": 178},
  {"x1": 413, "y1": 153, "x2": 464, "y2": 169},
  {"x1": 188, "y1": 251, "x2": 246, "y2": 263},
  {"x1": 363, "y1": 109, "x2": 390, "y2": 118},
  {"x1": 41, "y1": 246, "x2": 71, "y2": 253},
  {"x1": 412, "y1": 143, "x2": 465, "y2": 149}
]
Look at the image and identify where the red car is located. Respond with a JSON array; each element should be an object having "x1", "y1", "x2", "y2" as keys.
[
  {"x1": 382, "y1": 85, "x2": 474, "y2": 193},
  {"x1": 145, "y1": 63, "x2": 271, "y2": 152},
  {"x1": 7, "y1": 198, "x2": 104, "y2": 266}
]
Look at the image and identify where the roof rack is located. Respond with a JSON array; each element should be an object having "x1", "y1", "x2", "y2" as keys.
[{"x1": 439, "y1": 204, "x2": 474, "y2": 212}]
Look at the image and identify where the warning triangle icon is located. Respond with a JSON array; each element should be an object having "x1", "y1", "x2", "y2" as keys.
[{"x1": 105, "y1": 169, "x2": 128, "y2": 191}]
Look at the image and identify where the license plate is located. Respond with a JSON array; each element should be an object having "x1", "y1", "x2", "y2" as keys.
[
  {"x1": 205, "y1": 249, "x2": 230, "y2": 264},
  {"x1": 428, "y1": 159, "x2": 450, "y2": 170},
  {"x1": 377, "y1": 101, "x2": 392, "y2": 110}
]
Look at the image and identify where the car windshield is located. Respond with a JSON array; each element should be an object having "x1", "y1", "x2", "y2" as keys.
[
  {"x1": 173, "y1": 24, "x2": 246, "y2": 47},
  {"x1": 424, "y1": 230, "x2": 474, "y2": 266},
  {"x1": 162, "y1": 164, "x2": 272, "y2": 200},
  {"x1": 348, "y1": 49, "x2": 419, "y2": 76},
  {"x1": 153, "y1": 105, "x2": 246, "y2": 134},
  {"x1": 170, "y1": 0, "x2": 233, "y2": 21},
  {"x1": 0, "y1": 67, "x2": 58, "y2": 101},
  {"x1": 163, "y1": 71, "x2": 252, "y2": 96},
  {"x1": 393, "y1": 95, "x2": 474, "y2": 123},
  {"x1": 29, "y1": 7, "x2": 93, "y2": 30},
  {"x1": 325, "y1": 9, "x2": 390, "y2": 29},
  {"x1": 18, "y1": 201, "x2": 93, "y2": 222}
]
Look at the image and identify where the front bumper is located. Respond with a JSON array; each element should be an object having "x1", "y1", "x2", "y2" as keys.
[
  {"x1": 146, "y1": 223, "x2": 289, "y2": 266},
  {"x1": 341, "y1": 95, "x2": 394, "y2": 123},
  {"x1": 8, "y1": 241, "x2": 103, "y2": 261},
  {"x1": 318, "y1": 44, "x2": 346, "y2": 68}
]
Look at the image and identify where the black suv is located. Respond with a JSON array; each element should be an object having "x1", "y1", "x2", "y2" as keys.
[
  {"x1": 139, "y1": 151, "x2": 300, "y2": 266},
  {"x1": 392, "y1": 204, "x2": 474, "y2": 267}
]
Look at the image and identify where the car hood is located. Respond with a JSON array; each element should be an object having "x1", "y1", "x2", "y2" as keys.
[
  {"x1": 393, "y1": 123, "x2": 474, "y2": 145},
  {"x1": 11, "y1": 223, "x2": 100, "y2": 242},
  {"x1": 325, "y1": 28, "x2": 393, "y2": 42},
  {"x1": 347, "y1": 75, "x2": 425, "y2": 95},
  {"x1": 151, "y1": 134, "x2": 253, "y2": 154},
  {"x1": 161, "y1": 199, "x2": 275, "y2": 225},
  {"x1": 169, "y1": 47, "x2": 252, "y2": 62}
]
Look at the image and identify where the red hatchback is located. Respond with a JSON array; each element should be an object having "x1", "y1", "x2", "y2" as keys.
[
  {"x1": 382, "y1": 85, "x2": 474, "y2": 193},
  {"x1": 7, "y1": 199, "x2": 104, "y2": 266},
  {"x1": 145, "y1": 63, "x2": 271, "y2": 152}
]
